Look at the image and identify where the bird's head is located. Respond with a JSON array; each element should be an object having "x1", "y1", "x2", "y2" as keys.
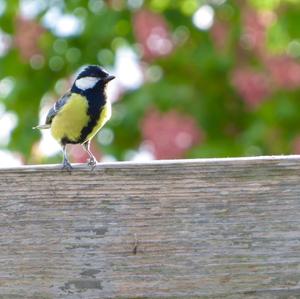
[{"x1": 73, "y1": 65, "x2": 115, "y2": 91}]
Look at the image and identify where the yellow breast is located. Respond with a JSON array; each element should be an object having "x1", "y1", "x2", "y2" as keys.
[{"x1": 51, "y1": 94, "x2": 89, "y2": 143}]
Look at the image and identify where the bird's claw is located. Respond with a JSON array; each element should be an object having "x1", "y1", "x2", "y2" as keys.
[
  {"x1": 87, "y1": 157, "x2": 97, "y2": 170},
  {"x1": 62, "y1": 159, "x2": 73, "y2": 172}
]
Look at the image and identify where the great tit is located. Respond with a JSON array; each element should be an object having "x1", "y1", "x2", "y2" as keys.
[{"x1": 34, "y1": 65, "x2": 115, "y2": 170}]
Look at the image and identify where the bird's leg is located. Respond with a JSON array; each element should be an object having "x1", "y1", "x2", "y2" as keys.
[
  {"x1": 83, "y1": 141, "x2": 97, "y2": 169},
  {"x1": 61, "y1": 144, "x2": 72, "y2": 171}
]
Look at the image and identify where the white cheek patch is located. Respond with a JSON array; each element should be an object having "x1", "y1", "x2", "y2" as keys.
[{"x1": 75, "y1": 77, "x2": 100, "y2": 90}]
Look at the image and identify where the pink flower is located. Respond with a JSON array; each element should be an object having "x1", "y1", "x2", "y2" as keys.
[
  {"x1": 133, "y1": 9, "x2": 173, "y2": 60},
  {"x1": 265, "y1": 55, "x2": 300, "y2": 90},
  {"x1": 141, "y1": 109, "x2": 203, "y2": 159},
  {"x1": 231, "y1": 68, "x2": 271, "y2": 108},
  {"x1": 14, "y1": 16, "x2": 44, "y2": 61},
  {"x1": 242, "y1": 9, "x2": 265, "y2": 54},
  {"x1": 242, "y1": 8, "x2": 275, "y2": 57},
  {"x1": 211, "y1": 20, "x2": 230, "y2": 51}
]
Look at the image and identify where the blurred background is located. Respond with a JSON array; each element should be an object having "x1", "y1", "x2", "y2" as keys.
[{"x1": 1, "y1": 0, "x2": 300, "y2": 166}]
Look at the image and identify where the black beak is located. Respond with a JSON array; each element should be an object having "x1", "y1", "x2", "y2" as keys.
[{"x1": 104, "y1": 75, "x2": 115, "y2": 83}]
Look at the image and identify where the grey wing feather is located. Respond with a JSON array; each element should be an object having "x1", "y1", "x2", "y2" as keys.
[
  {"x1": 45, "y1": 91, "x2": 71, "y2": 125},
  {"x1": 33, "y1": 91, "x2": 71, "y2": 130}
]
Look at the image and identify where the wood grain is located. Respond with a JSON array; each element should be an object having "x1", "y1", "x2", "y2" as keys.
[{"x1": 1, "y1": 156, "x2": 300, "y2": 298}]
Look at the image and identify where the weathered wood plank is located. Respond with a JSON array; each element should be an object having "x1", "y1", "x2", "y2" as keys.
[{"x1": 1, "y1": 156, "x2": 300, "y2": 298}]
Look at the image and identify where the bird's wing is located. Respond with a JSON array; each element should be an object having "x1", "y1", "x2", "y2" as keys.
[
  {"x1": 33, "y1": 91, "x2": 71, "y2": 129},
  {"x1": 45, "y1": 91, "x2": 71, "y2": 125}
]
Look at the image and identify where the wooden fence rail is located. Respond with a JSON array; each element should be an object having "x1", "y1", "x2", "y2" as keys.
[{"x1": 1, "y1": 156, "x2": 300, "y2": 298}]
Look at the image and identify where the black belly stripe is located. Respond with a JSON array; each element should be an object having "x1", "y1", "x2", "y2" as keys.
[{"x1": 79, "y1": 104, "x2": 104, "y2": 143}]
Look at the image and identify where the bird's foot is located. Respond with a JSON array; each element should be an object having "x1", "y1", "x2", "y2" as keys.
[
  {"x1": 62, "y1": 159, "x2": 73, "y2": 172},
  {"x1": 87, "y1": 157, "x2": 97, "y2": 170}
]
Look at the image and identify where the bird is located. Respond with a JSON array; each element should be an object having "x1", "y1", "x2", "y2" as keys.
[{"x1": 34, "y1": 65, "x2": 115, "y2": 170}]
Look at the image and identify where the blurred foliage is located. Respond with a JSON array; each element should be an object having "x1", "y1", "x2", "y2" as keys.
[{"x1": 1, "y1": 0, "x2": 300, "y2": 164}]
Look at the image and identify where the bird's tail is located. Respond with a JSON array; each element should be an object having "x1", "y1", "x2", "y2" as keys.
[{"x1": 32, "y1": 124, "x2": 51, "y2": 130}]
